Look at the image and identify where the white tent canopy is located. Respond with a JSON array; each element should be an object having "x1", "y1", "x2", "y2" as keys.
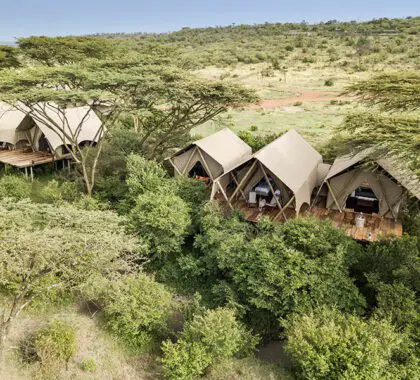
[
  {"x1": 170, "y1": 128, "x2": 253, "y2": 180},
  {"x1": 322, "y1": 149, "x2": 420, "y2": 218},
  {"x1": 213, "y1": 129, "x2": 323, "y2": 214},
  {"x1": 30, "y1": 104, "x2": 104, "y2": 152},
  {"x1": 0, "y1": 102, "x2": 104, "y2": 155}
]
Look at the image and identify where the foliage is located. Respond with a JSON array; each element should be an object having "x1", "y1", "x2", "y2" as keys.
[
  {"x1": 238, "y1": 130, "x2": 280, "y2": 152},
  {"x1": 18, "y1": 36, "x2": 114, "y2": 65},
  {"x1": 190, "y1": 210, "x2": 365, "y2": 330},
  {"x1": 345, "y1": 71, "x2": 420, "y2": 112},
  {"x1": 0, "y1": 175, "x2": 32, "y2": 199},
  {"x1": 33, "y1": 321, "x2": 76, "y2": 367},
  {"x1": 324, "y1": 79, "x2": 334, "y2": 86},
  {"x1": 161, "y1": 308, "x2": 258, "y2": 380},
  {"x1": 285, "y1": 307, "x2": 418, "y2": 380},
  {"x1": 101, "y1": 274, "x2": 173, "y2": 350},
  {"x1": 36, "y1": 179, "x2": 81, "y2": 204},
  {"x1": 79, "y1": 358, "x2": 97, "y2": 372},
  {"x1": 340, "y1": 112, "x2": 420, "y2": 175},
  {"x1": 0, "y1": 45, "x2": 20, "y2": 68},
  {"x1": 205, "y1": 357, "x2": 292, "y2": 380},
  {"x1": 0, "y1": 199, "x2": 141, "y2": 350},
  {"x1": 340, "y1": 71, "x2": 420, "y2": 176},
  {"x1": 128, "y1": 191, "x2": 191, "y2": 260}
]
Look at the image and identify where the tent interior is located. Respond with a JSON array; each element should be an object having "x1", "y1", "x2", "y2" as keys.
[
  {"x1": 345, "y1": 184, "x2": 380, "y2": 214},
  {"x1": 188, "y1": 160, "x2": 210, "y2": 179}
]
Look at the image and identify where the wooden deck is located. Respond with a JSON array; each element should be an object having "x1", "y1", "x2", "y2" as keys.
[
  {"x1": 0, "y1": 149, "x2": 55, "y2": 168},
  {"x1": 217, "y1": 197, "x2": 403, "y2": 242}
]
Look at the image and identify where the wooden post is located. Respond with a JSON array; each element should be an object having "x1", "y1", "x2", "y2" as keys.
[
  {"x1": 216, "y1": 180, "x2": 234, "y2": 211},
  {"x1": 197, "y1": 148, "x2": 214, "y2": 181},
  {"x1": 24, "y1": 167, "x2": 28, "y2": 178},
  {"x1": 231, "y1": 172, "x2": 247, "y2": 200},
  {"x1": 182, "y1": 147, "x2": 198, "y2": 175},
  {"x1": 30, "y1": 166, "x2": 34, "y2": 182},
  {"x1": 260, "y1": 163, "x2": 287, "y2": 220},
  {"x1": 326, "y1": 180, "x2": 342, "y2": 213},
  {"x1": 275, "y1": 195, "x2": 296, "y2": 220},
  {"x1": 169, "y1": 158, "x2": 182, "y2": 175},
  {"x1": 229, "y1": 160, "x2": 257, "y2": 202}
]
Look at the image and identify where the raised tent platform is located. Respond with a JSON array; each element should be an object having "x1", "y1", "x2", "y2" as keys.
[
  {"x1": 0, "y1": 149, "x2": 55, "y2": 168},
  {"x1": 216, "y1": 195, "x2": 403, "y2": 242}
]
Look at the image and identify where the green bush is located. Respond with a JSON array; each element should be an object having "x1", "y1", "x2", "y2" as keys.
[
  {"x1": 285, "y1": 307, "x2": 418, "y2": 379},
  {"x1": 161, "y1": 308, "x2": 258, "y2": 379},
  {"x1": 34, "y1": 321, "x2": 76, "y2": 367},
  {"x1": 0, "y1": 175, "x2": 32, "y2": 199},
  {"x1": 250, "y1": 125, "x2": 258, "y2": 132},
  {"x1": 324, "y1": 79, "x2": 334, "y2": 86},
  {"x1": 128, "y1": 191, "x2": 191, "y2": 259},
  {"x1": 79, "y1": 358, "x2": 97, "y2": 372},
  {"x1": 37, "y1": 179, "x2": 80, "y2": 204},
  {"x1": 103, "y1": 274, "x2": 173, "y2": 350}
]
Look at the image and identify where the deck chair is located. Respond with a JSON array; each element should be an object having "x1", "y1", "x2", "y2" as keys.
[{"x1": 248, "y1": 191, "x2": 257, "y2": 207}]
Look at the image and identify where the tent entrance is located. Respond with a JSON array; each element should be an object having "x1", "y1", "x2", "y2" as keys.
[
  {"x1": 346, "y1": 185, "x2": 379, "y2": 214},
  {"x1": 189, "y1": 161, "x2": 209, "y2": 180},
  {"x1": 38, "y1": 134, "x2": 51, "y2": 152}
]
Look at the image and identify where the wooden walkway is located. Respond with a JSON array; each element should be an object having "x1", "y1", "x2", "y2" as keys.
[
  {"x1": 0, "y1": 149, "x2": 55, "y2": 168},
  {"x1": 217, "y1": 197, "x2": 403, "y2": 242}
]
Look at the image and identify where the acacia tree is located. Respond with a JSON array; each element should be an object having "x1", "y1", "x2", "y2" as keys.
[
  {"x1": 0, "y1": 199, "x2": 142, "y2": 353},
  {"x1": 339, "y1": 71, "x2": 420, "y2": 175},
  {"x1": 0, "y1": 58, "x2": 258, "y2": 194},
  {"x1": 85, "y1": 58, "x2": 260, "y2": 159}
]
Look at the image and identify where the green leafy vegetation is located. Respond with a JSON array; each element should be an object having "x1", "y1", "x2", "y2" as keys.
[{"x1": 0, "y1": 15, "x2": 419, "y2": 380}]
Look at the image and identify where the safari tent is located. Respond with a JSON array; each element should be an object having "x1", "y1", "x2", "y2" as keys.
[
  {"x1": 0, "y1": 102, "x2": 104, "y2": 158},
  {"x1": 212, "y1": 129, "x2": 325, "y2": 216},
  {"x1": 321, "y1": 149, "x2": 420, "y2": 220},
  {"x1": 169, "y1": 128, "x2": 253, "y2": 182}
]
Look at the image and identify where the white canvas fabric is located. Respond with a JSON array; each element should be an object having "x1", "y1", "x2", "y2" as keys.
[
  {"x1": 30, "y1": 104, "x2": 104, "y2": 152},
  {"x1": 171, "y1": 128, "x2": 253, "y2": 179}
]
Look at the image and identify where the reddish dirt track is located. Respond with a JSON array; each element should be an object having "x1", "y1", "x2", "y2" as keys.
[{"x1": 247, "y1": 90, "x2": 347, "y2": 110}]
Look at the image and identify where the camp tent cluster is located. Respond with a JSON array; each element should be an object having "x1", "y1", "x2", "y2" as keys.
[
  {"x1": 169, "y1": 128, "x2": 420, "y2": 238},
  {"x1": 0, "y1": 102, "x2": 103, "y2": 161}
]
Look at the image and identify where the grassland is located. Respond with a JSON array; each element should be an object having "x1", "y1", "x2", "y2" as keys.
[{"x1": 193, "y1": 64, "x2": 363, "y2": 148}]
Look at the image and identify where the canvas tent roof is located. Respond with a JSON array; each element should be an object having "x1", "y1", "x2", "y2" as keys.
[
  {"x1": 325, "y1": 149, "x2": 420, "y2": 200},
  {"x1": 30, "y1": 104, "x2": 104, "y2": 152},
  {"x1": 254, "y1": 129, "x2": 322, "y2": 194},
  {"x1": 177, "y1": 128, "x2": 252, "y2": 173},
  {"x1": 0, "y1": 102, "x2": 28, "y2": 145}
]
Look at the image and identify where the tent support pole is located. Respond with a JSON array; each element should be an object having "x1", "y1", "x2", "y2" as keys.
[
  {"x1": 182, "y1": 147, "x2": 197, "y2": 175},
  {"x1": 169, "y1": 158, "x2": 182, "y2": 175},
  {"x1": 275, "y1": 195, "x2": 295, "y2": 220},
  {"x1": 310, "y1": 183, "x2": 324, "y2": 210},
  {"x1": 30, "y1": 166, "x2": 34, "y2": 182},
  {"x1": 378, "y1": 180, "x2": 398, "y2": 221},
  {"x1": 216, "y1": 180, "x2": 234, "y2": 211},
  {"x1": 260, "y1": 163, "x2": 287, "y2": 220},
  {"x1": 326, "y1": 180, "x2": 342, "y2": 213},
  {"x1": 24, "y1": 167, "x2": 28, "y2": 178},
  {"x1": 197, "y1": 148, "x2": 214, "y2": 181},
  {"x1": 229, "y1": 160, "x2": 257, "y2": 202},
  {"x1": 230, "y1": 172, "x2": 246, "y2": 200}
]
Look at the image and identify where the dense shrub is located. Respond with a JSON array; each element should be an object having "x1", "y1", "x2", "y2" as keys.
[
  {"x1": 285, "y1": 307, "x2": 418, "y2": 379},
  {"x1": 324, "y1": 79, "x2": 334, "y2": 86},
  {"x1": 0, "y1": 175, "x2": 32, "y2": 199},
  {"x1": 36, "y1": 179, "x2": 80, "y2": 204},
  {"x1": 161, "y1": 308, "x2": 258, "y2": 380},
  {"x1": 128, "y1": 192, "x2": 191, "y2": 259},
  {"x1": 103, "y1": 274, "x2": 173, "y2": 350},
  {"x1": 33, "y1": 321, "x2": 76, "y2": 368}
]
